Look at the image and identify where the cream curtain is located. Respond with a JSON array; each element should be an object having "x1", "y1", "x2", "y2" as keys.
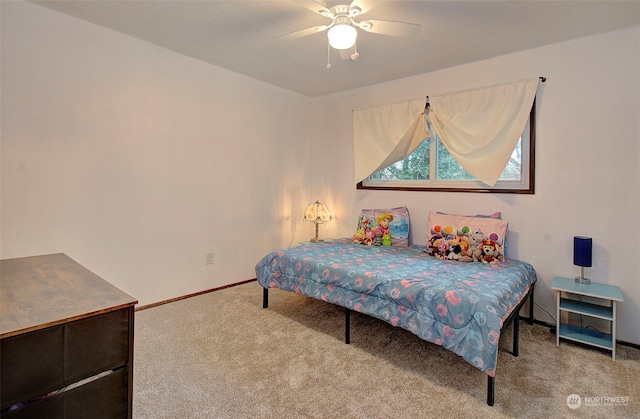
[
  {"x1": 427, "y1": 78, "x2": 540, "y2": 186},
  {"x1": 353, "y1": 99, "x2": 429, "y2": 184}
]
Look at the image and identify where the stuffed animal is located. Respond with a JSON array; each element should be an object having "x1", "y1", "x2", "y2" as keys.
[
  {"x1": 494, "y1": 242, "x2": 505, "y2": 262},
  {"x1": 448, "y1": 244, "x2": 462, "y2": 260},
  {"x1": 373, "y1": 213, "x2": 393, "y2": 246},
  {"x1": 467, "y1": 230, "x2": 486, "y2": 261},
  {"x1": 426, "y1": 235, "x2": 441, "y2": 255},
  {"x1": 435, "y1": 240, "x2": 449, "y2": 260},
  {"x1": 353, "y1": 217, "x2": 371, "y2": 244},
  {"x1": 457, "y1": 239, "x2": 473, "y2": 262},
  {"x1": 364, "y1": 227, "x2": 376, "y2": 245},
  {"x1": 481, "y1": 239, "x2": 499, "y2": 264},
  {"x1": 458, "y1": 226, "x2": 471, "y2": 236},
  {"x1": 352, "y1": 218, "x2": 380, "y2": 246},
  {"x1": 446, "y1": 237, "x2": 462, "y2": 260}
]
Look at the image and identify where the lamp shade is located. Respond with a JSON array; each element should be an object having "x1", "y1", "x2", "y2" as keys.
[
  {"x1": 303, "y1": 201, "x2": 333, "y2": 224},
  {"x1": 573, "y1": 236, "x2": 592, "y2": 267},
  {"x1": 327, "y1": 24, "x2": 357, "y2": 50}
]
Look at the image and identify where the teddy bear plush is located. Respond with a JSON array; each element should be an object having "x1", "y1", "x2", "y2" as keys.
[{"x1": 466, "y1": 230, "x2": 486, "y2": 261}]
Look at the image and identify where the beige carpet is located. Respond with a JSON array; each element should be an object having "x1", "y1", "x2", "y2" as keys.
[{"x1": 133, "y1": 281, "x2": 639, "y2": 418}]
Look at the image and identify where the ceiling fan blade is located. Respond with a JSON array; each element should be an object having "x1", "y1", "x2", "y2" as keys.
[
  {"x1": 357, "y1": 19, "x2": 421, "y2": 37},
  {"x1": 349, "y1": 0, "x2": 373, "y2": 16},
  {"x1": 292, "y1": 0, "x2": 331, "y2": 17},
  {"x1": 277, "y1": 24, "x2": 330, "y2": 40}
]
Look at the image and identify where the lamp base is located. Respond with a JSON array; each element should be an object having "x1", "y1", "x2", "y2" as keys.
[
  {"x1": 574, "y1": 276, "x2": 591, "y2": 285},
  {"x1": 310, "y1": 237, "x2": 324, "y2": 243}
]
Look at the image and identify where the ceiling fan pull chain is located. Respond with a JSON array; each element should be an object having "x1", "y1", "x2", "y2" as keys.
[{"x1": 326, "y1": 41, "x2": 332, "y2": 69}]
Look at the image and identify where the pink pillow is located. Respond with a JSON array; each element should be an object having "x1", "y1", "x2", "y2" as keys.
[
  {"x1": 426, "y1": 211, "x2": 508, "y2": 263},
  {"x1": 436, "y1": 211, "x2": 501, "y2": 219}
]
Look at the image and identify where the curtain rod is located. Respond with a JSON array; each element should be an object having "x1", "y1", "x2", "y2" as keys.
[{"x1": 425, "y1": 76, "x2": 546, "y2": 109}]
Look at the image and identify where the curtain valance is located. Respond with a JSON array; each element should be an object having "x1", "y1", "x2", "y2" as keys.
[
  {"x1": 353, "y1": 77, "x2": 540, "y2": 186},
  {"x1": 427, "y1": 77, "x2": 540, "y2": 186},
  {"x1": 353, "y1": 99, "x2": 429, "y2": 184}
]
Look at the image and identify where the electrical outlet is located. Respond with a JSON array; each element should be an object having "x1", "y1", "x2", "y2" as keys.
[{"x1": 206, "y1": 252, "x2": 214, "y2": 265}]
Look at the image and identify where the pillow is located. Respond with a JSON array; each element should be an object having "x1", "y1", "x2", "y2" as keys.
[
  {"x1": 353, "y1": 206, "x2": 410, "y2": 247},
  {"x1": 436, "y1": 211, "x2": 501, "y2": 219},
  {"x1": 426, "y1": 211, "x2": 508, "y2": 263}
]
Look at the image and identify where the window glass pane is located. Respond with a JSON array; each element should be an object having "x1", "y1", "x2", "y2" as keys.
[
  {"x1": 435, "y1": 138, "x2": 522, "y2": 181},
  {"x1": 369, "y1": 140, "x2": 430, "y2": 180},
  {"x1": 500, "y1": 139, "x2": 522, "y2": 181},
  {"x1": 435, "y1": 138, "x2": 474, "y2": 181}
]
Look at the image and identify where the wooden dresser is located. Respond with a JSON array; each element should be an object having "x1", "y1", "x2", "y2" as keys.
[{"x1": 1, "y1": 253, "x2": 137, "y2": 418}]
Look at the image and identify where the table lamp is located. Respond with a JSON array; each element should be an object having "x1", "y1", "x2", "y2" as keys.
[
  {"x1": 303, "y1": 200, "x2": 333, "y2": 242},
  {"x1": 573, "y1": 236, "x2": 592, "y2": 285}
]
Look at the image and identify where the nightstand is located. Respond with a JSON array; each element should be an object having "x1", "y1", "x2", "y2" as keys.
[{"x1": 551, "y1": 276, "x2": 623, "y2": 360}]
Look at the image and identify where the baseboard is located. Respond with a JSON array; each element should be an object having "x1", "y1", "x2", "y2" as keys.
[
  {"x1": 136, "y1": 278, "x2": 257, "y2": 311},
  {"x1": 519, "y1": 316, "x2": 640, "y2": 350}
]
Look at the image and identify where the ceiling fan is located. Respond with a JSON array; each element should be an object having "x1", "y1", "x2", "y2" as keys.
[{"x1": 279, "y1": 0, "x2": 421, "y2": 63}]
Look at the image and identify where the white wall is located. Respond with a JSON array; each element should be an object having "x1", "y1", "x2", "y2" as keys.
[
  {"x1": 1, "y1": 1, "x2": 317, "y2": 305},
  {"x1": 2, "y1": 2, "x2": 638, "y2": 345},
  {"x1": 315, "y1": 26, "x2": 640, "y2": 345}
]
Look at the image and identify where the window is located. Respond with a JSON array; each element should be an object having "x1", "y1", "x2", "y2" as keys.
[{"x1": 358, "y1": 104, "x2": 535, "y2": 194}]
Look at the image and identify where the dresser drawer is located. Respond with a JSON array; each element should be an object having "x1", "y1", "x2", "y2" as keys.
[
  {"x1": 1, "y1": 326, "x2": 65, "y2": 409},
  {"x1": 64, "y1": 367, "x2": 129, "y2": 419},
  {"x1": 3, "y1": 368, "x2": 128, "y2": 419},
  {"x1": 1, "y1": 395, "x2": 63, "y2": 418},
  {"x1": 65, "y1": 308, "x2": 130, "y2": 383}
]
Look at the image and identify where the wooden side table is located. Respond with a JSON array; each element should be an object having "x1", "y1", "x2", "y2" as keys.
[{"x1": 551, "y1": 276, "x2": 623, "y2": 360}]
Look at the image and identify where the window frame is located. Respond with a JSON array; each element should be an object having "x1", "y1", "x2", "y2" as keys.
[{"x1": 357, "y1": 101, "x2": 536, "y2": 194}]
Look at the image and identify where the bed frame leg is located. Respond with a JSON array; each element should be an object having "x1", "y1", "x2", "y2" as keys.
[
  {"x1": 487, "y1": 376, "x2": 495, "y2": 406},
  {"x1": 528, "y1": 285, "x2": 535, "y2": 325},
  {"x1": 262, "y1": 287, "x2": 269, "y2": 309},
  {"x1": 513, "y1": 312, "x2": 520, "y2": 357},
  {"x1": 345, "y1": 308, "x2": 351, "y2": 344}
]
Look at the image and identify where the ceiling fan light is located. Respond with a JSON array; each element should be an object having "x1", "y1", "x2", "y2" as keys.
[{"x1": 327, "y1": 24, "x2": 357, "y2": 50}]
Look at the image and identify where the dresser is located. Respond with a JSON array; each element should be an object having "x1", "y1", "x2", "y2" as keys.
[{"x1": 1, "y1": 254, "x2": 137, "y2": 418}]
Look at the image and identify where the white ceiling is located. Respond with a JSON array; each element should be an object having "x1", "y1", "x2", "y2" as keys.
[{"x1": 29, "y1": 0, "x2": 640, "y2": 97}]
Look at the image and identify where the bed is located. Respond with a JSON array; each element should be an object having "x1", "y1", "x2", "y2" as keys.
[{"x1": 255, "y1": 210, "x2": 537, "y2": 406}]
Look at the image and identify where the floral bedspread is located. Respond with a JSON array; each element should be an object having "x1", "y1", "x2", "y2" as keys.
[{"x1": 255, "y1": 239, "x2": 537, "y2": 377}]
